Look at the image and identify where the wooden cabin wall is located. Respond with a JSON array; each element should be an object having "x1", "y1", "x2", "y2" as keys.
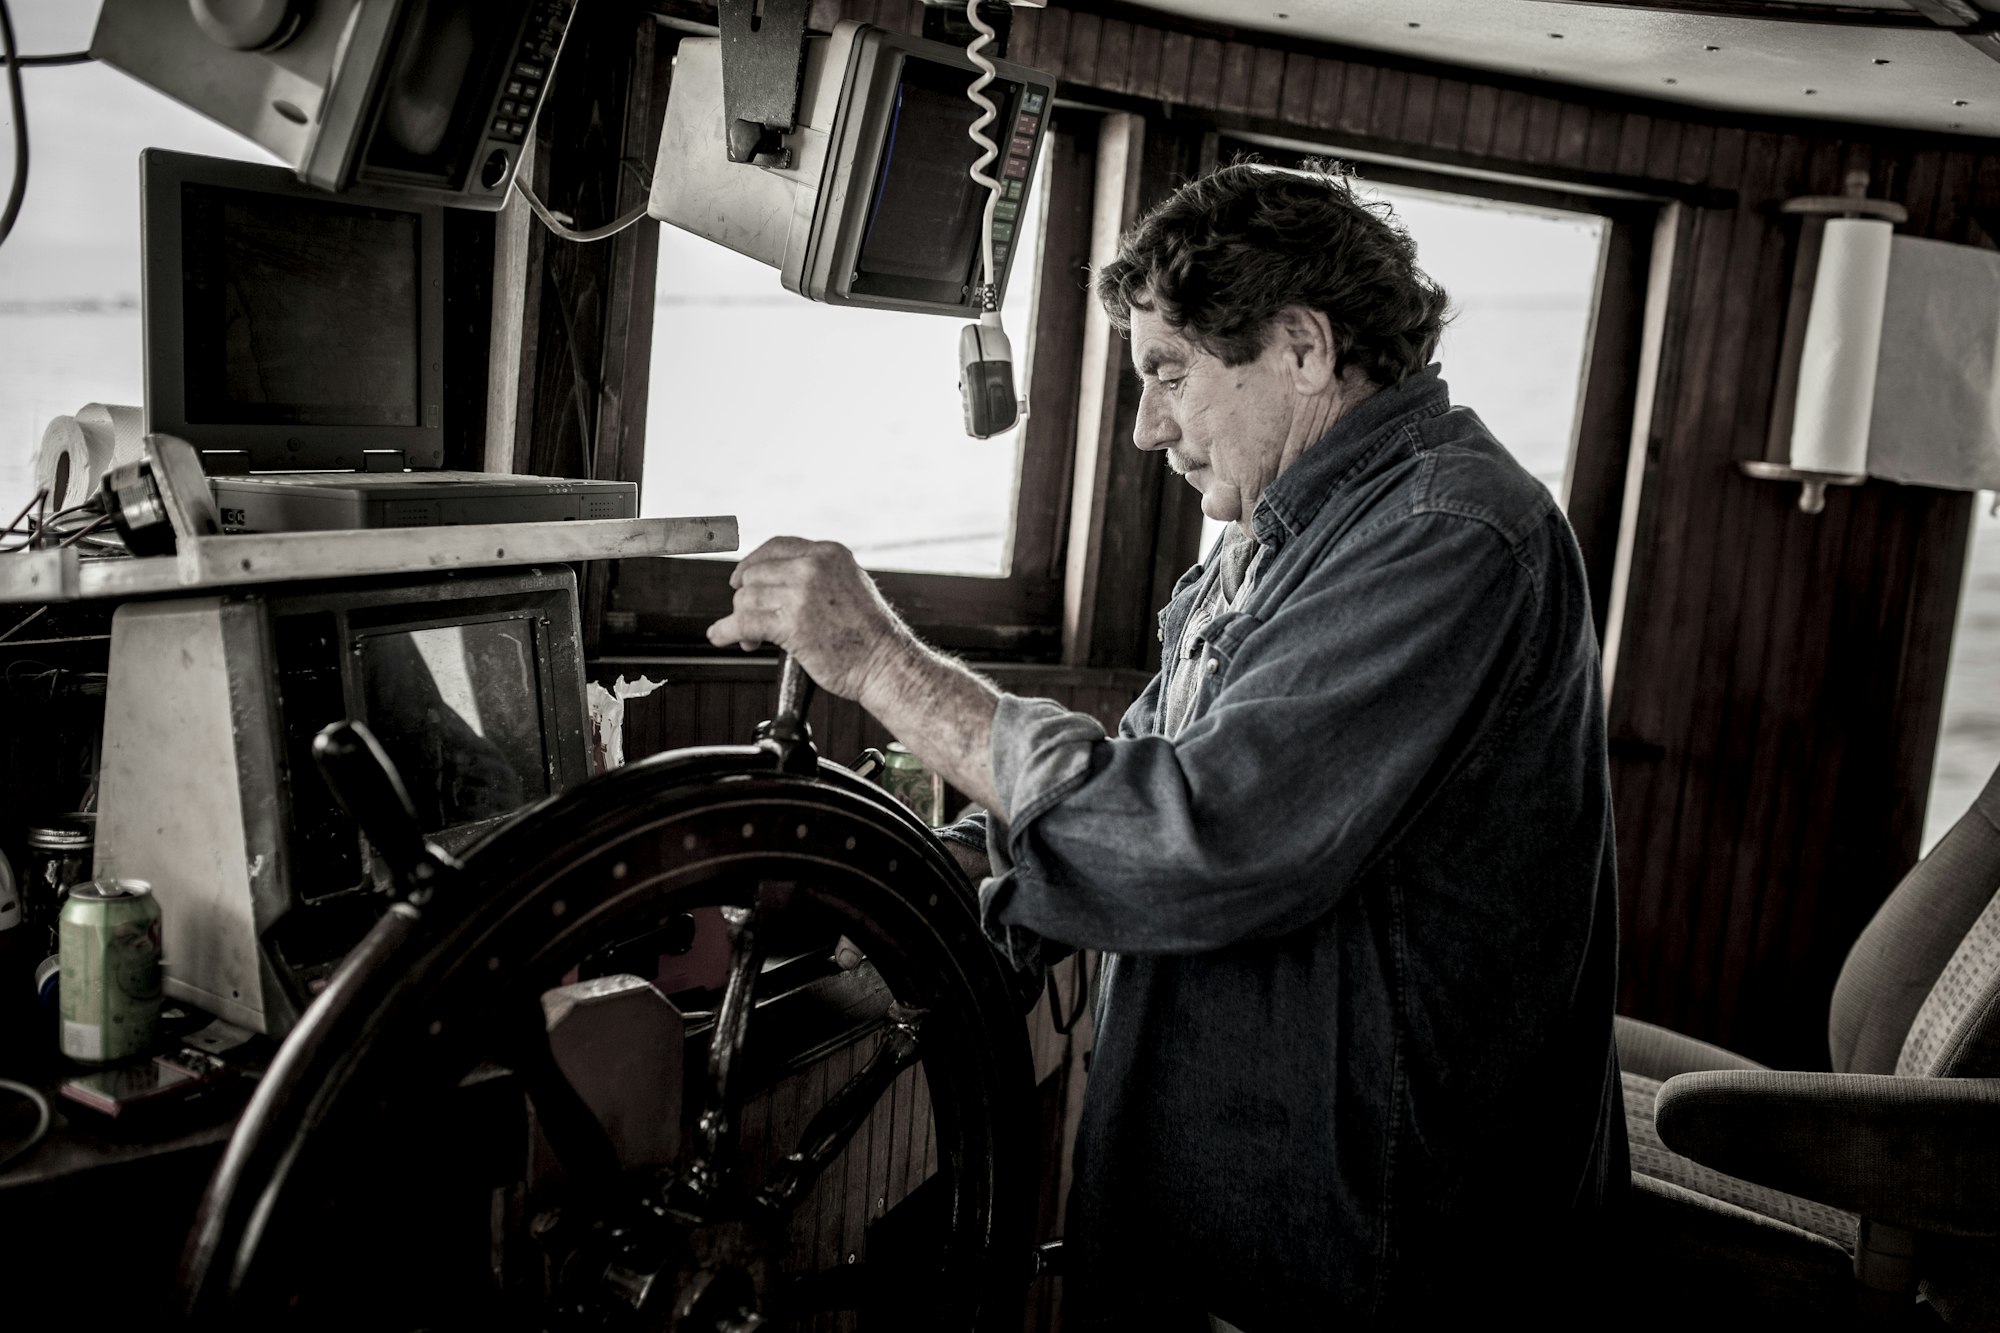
[{"x1": 777, "y1": 0, "x2": 1990, "y2": 1069}]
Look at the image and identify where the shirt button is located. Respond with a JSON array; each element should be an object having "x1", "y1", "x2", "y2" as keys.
[{"x1": 1205, "y1": 657, "x2": 1219, "y2": 674}]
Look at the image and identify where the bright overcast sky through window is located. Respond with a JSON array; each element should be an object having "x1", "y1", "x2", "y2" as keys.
[
  {"x1": 0, "y1": 0, "x2": 279, "y2": 519},
  {"x1": 642, "y1": 153, "x2": 1048, "y2": 578}
]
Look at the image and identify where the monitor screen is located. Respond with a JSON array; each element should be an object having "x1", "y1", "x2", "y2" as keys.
[
  {"x1": 178, "y1": 183, "x2": 423, "y2": 428},
  {"x1": 356, "y1": 619, "x2": 550, "y2": 832},
  {"x1": 856, "y1": 58, "x2": 1020, "y2": 289}
]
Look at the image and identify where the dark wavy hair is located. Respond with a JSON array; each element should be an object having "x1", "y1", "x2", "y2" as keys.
[{"x1": 1095, "y1": 160, "x2": 1450, "y2": 386}]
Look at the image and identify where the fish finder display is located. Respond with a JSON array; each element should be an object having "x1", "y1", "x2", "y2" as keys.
[{"x1": 858, "y1": 59, "x2": 1022, "y2": 289}]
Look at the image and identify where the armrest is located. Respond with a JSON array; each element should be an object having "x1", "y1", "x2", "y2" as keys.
[
  {"x1": 1655, "y1": 1071, "x2": 2000, "y2": 1237},
  {"x1": 1616, "y1": 1014, "x2": 1767, "y2": 1081}
]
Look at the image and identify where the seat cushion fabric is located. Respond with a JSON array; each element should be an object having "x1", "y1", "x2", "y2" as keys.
[
  {"x1": 1615, "y1": 1014, "x2": 1767, "y2": 1082},
  {"x1": 1832, "y1": 764, "x2": 2000, "y2": 1076},
  {"x1": 1618, "y1": 1174, "x2": 1855, "y2": 1323},
  {"x1": 1898, "y1": 883, "x2": 2000, "y2": 1078},
  {"x1": 1622, "y1": 1071, "x2": 1857, "y2": 1249}
]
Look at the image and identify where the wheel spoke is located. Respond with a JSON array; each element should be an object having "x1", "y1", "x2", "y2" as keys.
[
  {"x1": 755, "y1": 1003, "x2": 924, "y2": 1216},
  {"x1": 683, "y1": 881, "x2": 789, "y2": 1200}
]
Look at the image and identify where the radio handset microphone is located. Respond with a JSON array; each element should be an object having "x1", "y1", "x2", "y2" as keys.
[{"x1": 959, "y1": 313, "x2": 1019, "y2": 439}]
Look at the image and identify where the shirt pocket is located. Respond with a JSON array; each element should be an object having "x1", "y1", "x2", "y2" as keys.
[{"x1": 1185, "y1": 609, "x2": 1263, "y2": 720}]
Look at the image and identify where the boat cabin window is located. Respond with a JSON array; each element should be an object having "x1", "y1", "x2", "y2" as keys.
[
  {"x1": 643, "y1": 153, "x2": 1049, "y2": 577},
  {"x1": 1925, "y1": 495, "x2": 2000, "y2": 851},
  {"x1": 0, "y1": 8, "x2": 276, "y2": 519}
]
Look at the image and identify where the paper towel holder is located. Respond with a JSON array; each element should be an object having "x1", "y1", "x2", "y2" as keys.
[
  {"x1": 1737, "y1": 460, "x2": 1865, "y2": 515},
  {"x1": 1744, "y1": 169, "x2": 1908, "y2": 515}
]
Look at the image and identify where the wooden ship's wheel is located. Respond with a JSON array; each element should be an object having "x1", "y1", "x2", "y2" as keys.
[{"x1": 181, "y1": 659, "x2": 1039, "y2": 1330}]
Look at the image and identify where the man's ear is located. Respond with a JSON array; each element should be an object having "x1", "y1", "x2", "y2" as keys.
[{"x1": 1275, "y1": 305, "x2": 1338, "y2": 395}]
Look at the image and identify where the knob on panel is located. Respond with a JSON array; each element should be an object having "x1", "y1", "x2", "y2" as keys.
[{"x1": 188, "y1": 0, "x2": 304, "y2": 52}]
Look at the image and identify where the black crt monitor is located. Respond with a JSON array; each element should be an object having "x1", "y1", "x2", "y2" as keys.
[
  {"x1": 651, "y1": 23, "x2": 1054, "y2": 319},
  {"x1": 140, "y1": 148, "x2": 446, "y2": 472},
  {"x1": 265, "y1": 569, "x2": 588, "y2": 990},
  {"x1": 804, "y1": 27, "x2": 1053, "y2": 313},
  {"x1": 94, "y1": 0, "x2": 575, "y2": 211}
]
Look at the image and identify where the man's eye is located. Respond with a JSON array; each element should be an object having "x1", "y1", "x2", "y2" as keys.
[{"x1": 1160, "y1": 376, "x2": 1185, "y2": 394}]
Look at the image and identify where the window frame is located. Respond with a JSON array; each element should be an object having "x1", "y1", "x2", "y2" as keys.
[{"x1": 585, "y1": 24, "x2": 1100, "y2": 660}]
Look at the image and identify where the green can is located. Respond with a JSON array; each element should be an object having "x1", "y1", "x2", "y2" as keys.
[
  {"x1": 58, "y1": 879, "x2": 163, "y2": 1065},
  {"x1": 881, "y1": 742, "x2": 945, "y2": 826}
]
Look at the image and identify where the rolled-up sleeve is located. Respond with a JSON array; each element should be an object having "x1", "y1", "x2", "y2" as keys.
[{"x1": 978, "y1": 510, "x2": 1541, "y2": 960}]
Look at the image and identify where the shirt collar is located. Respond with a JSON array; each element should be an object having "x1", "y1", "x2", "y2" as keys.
[{"x1": 1250, "y1": 365, "x2": 1450, "y2": 551}]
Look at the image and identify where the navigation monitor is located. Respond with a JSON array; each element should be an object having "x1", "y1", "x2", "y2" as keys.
[
  {"x1": 142, "y1": 149, "x2": 446, "y2": 472},
  {"x1": 652, "y1": 21, "x2": 1054, "y2": 319}
]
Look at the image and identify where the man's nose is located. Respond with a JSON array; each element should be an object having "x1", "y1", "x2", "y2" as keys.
[{"x1": 1133, "y1": 384, "x2": 1177, "y2": 451}]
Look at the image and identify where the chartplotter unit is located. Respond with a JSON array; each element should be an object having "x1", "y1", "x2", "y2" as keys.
[
  {"x1": 92, "y1": 0, "x2": 574, "y2": 210},
  {"x1": 651, "y1": 21, "x2": 1053, "y2": 321}
]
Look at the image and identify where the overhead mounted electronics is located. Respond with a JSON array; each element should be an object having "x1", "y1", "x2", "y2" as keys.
[
  {"x1": 651, "y1": 20, "x2": 1054, "y2": 319},
  {"x1": 92, "y1": 0, "x2": 574, "y2": 210}
]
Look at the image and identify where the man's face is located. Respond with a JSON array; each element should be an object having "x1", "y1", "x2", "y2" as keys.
[{"x1": 1128, "y1": 305, "x2": 1301, "y2": 528}]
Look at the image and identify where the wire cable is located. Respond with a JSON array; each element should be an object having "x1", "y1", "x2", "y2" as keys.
[
  {"x1": 0, "y1": 0, "x2": 30, "y2": 249},
  {"x1": 1046, "y1": 950, "x2": 1095, "y2": 1037},
  {"x1": 963, "y1": 0, "x2": 1004, "y2": 312},
  {"x1": 0, "y1": 1079, "x2": 51, "y2": 1174},
  {"x1": 0, "y1": 50, "x2": 89, "y2": 67},
  {"x1": 512, "y1": 174, "x2": 648, "y2": 244}
]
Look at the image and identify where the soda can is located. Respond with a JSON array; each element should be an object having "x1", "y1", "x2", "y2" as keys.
[
  {"x1": 58, "y1": 879, "x2": 164, "y2": 1065},
  {"x1": 880, "y1": 742, "x2": 945, "y2": 826}
]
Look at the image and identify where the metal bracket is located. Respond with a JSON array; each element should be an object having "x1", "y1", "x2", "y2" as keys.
[{"x1": 717, "y1": 0, "x2": 813, "y2": 166}]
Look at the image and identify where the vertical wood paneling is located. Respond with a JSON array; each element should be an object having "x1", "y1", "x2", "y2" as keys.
[
  {"x1": 1279, "y1": 51, "x2": 1318, "y2": 127},
  {"x1": 1094, "y1": 20, "x2": 1134, "y2": 97},
  {"x1": 1186, "y1": 33, "x2": 1223, "y2": 109},
  {"x1": 1461, "y1": 82, "x2": 1499, "y2": 158},
  {"x1": 1063, "y1": 11, "x2": 1102, "y2": 90},
  {"x1": 1308, "y1": 58, "x2": 1347, "y2": 133},
  {"x1": 1217, "y1": 41, "x2": 1256, "y2": 116},
  {"x1": 1401, "y1": 72, "x2": 1438, "y2": 146},
  {"x1": 1367, "y1": 67, "x2": 1407, "y2": 141},
  {"x1": 1429, "y1": 76, "x2": 1470, "y2": 154}
]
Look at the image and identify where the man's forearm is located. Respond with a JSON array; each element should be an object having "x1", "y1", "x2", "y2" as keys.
[{"x1": 858, "y1": 636, "x2": 1004, "y2": 819}]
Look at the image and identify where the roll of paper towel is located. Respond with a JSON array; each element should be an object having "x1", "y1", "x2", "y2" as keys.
[
  {"x1": 1789, "y1": 218, "x2": 1894, "y2": 476},
  {"x1": 34, "y1": 403, "x2": 145, "y2": 511}
]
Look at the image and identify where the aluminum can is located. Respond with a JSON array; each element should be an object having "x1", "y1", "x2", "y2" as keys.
[
  {"x1": 26, "y1": 815, "x2": 95, "y2": 955},
  {"x1": 58, "y1": 879, "x2": 163, "y2": 1064},
  {"x1": 880, "y1": 742, "x2": 945, "y2": 826}
]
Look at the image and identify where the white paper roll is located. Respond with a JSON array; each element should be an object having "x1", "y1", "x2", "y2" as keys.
[
  {"x1": 33, "y1": 402, "x2": 145, "y2": 511},
  {"x1": 1789, "y1": 218, "x2": 1894, "y2": 477}
]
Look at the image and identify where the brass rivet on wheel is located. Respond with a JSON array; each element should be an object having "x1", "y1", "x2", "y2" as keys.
[
  {"x1": 742, "y1": 822, "x2": 755, "y2": 838},
  {"x1": 611, "y1": 861, "x2": 628, "y2": 879},
  {"x1": 551, "y1": 899, "x2": 567, "y2": 917},
  {"x1": 796, "y1": 823, "x2": 808, "y2": 839}
]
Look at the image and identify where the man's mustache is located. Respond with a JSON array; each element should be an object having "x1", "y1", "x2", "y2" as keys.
[{"x1": 1166, "y1": 450, "x2": 1205, "y2": 476}]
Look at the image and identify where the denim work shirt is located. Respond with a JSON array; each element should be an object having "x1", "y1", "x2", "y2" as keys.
[{"x1": 943, "y1": 367, "x2": 1627, "y2": 1328}]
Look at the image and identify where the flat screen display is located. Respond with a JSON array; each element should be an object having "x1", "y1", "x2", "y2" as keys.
[
  {"x1": 179, "y1": 182, "x2": 423, "y2": 428},
  {"x1": 361, "y1": 0, "x2": 515, "y2": 186},
  {"x1": 857, "y1": 59, "x2": 1019, "y2": 287},
  {"x1": 357, "y1": 619, "x2": 550, "y2": 832}
]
